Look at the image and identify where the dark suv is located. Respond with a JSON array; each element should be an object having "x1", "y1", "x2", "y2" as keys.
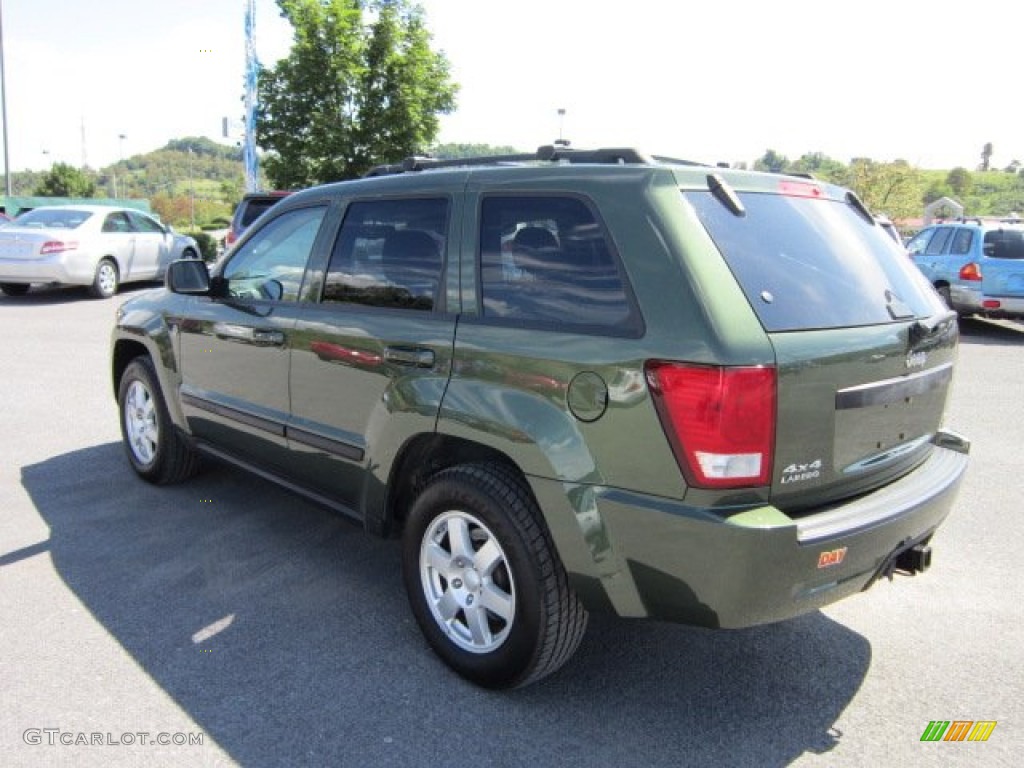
[
  {"x1": 225, "y1": 190, "x2": 292, "y2": 247},
  {"x1": 111, "y1": 146, "x2": 970, "y2": 689}
]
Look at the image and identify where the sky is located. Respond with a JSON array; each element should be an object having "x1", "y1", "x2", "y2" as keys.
[{"x1": 2, "y1": 0, "x2": 1022, "y2": 175}]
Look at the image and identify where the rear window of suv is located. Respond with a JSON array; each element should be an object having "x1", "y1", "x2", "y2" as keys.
[
  {"x1": 687, "y1": 190, "x2": 943, "y2": 332},
  {"x1": 984, "y1": 228, "x2": 1024, "y2": 259}
]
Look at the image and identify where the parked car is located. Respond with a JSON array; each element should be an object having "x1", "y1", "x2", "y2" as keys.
[
  {"x1": 906, "y1": 220, "x2": 1024, "y2": 318},
  {"x1": 111, "y1": 146, "x2": 970, "y2": 689},
  {"x1": 0, "y1": 205, "x2": 199, "y2": 298},
  {"x1": 225, "y1": 191, "x2": 292, "y2": 248}
]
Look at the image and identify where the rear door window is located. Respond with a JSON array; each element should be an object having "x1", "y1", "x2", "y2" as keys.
[
  {"x1": 687, "y1": 190, "x2": 944, "y2": 331},
  {"x1": 949, "y1": 228, "x2": 973, "y2": 255}
]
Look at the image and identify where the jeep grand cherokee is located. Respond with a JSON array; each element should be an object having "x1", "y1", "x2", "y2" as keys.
[{"x1": 111, "y1": 146, "x2": 969, "y2": 689}]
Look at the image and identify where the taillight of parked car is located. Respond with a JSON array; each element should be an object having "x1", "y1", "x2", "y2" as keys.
[
  {"x1": 225, "y1": 229, "x2": 238, "y2": 246},
  {"x1": 40, "y1": 240, "x2": 77, "y2": 255},
  {"x1": 645, "y1": 362, "x2": 776, "y2": 489},
  {"x1": 959, "y1": 262, "x2": 982, "y2": 281}
]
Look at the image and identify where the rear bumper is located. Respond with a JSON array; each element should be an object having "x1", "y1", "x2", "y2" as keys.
[
  {"x1": 951, "y1": 284, "x2": 1024, "y2": 318},
  {"x1": 0, "y1": 254, "x2": 95, "y2": 286},
  {"x1": 535, "y1": 433, "x2": 970, "y2": 628}
]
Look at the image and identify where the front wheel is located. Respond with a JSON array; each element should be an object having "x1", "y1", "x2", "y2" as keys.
[
  {"x1": 118, "y1": 357, "x2": 199, "y2": 484},
  {"x1": 402, "y1": 463, "x2": 587, "y2": 689}
]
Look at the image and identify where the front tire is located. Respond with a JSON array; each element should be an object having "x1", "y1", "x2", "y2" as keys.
[
  {"x1": 402, "y1": 463, "x2": 588, "y2": 689},
  {"x1": 91, "y1": 258, "x2": 119, "y2": 298},
  {"x1": 118, "y1": 357, "x2": 199, "y2": 484}
]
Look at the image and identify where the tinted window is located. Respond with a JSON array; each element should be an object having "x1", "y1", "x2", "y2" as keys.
[
  {"x1": 983, "y1": 229, "x2": 1024, "y2": 259},
  {"x1": 949, "y1": 228, "x2": 973, "y2": 255},
  {"x1": 322, "y1": 198, "x2": 448, "y2": 311},
  {"x1": 479, "y1": 196, "x2": 636, "y2": 332},
  {"x1": 222, "y1": 206, "x2": 326, "y2": 301},
  {"x1": 925, "y1": 227, "x2": 954, "y2": 255},
  {"x1": 102, "y1": 212, "x2": 133, "y2": 233},
  {"x1": 240, "y1": 199, "x2": 283, "y2": 227},
  {"x1": 127, "y1": 211, "x2": 164, "y2": 234},
  {"x1": 688, "y1": 191, "x2": 945, "y2": 332}
]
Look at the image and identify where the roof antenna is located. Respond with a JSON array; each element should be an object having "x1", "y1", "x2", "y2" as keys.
[{"x1": 554, "y1": 108, "x2": 570, "y2": 147}]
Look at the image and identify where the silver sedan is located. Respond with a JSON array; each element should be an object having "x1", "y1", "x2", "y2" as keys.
[{"x1": 0, "y1": 205, "x2": 199, "y2": 298}]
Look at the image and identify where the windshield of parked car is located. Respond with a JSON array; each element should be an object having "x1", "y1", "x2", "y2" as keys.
[
  {"x1": 687, "y1": 190, "x2": 946, "y2": 332},
  {"x1": 13, "y1": 208, "x2": 92, "y2": 230}
]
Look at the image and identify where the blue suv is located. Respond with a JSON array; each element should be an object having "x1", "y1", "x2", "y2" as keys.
[{"x1": 907, "y1": 220, "x2": 1024, "y2": 319}]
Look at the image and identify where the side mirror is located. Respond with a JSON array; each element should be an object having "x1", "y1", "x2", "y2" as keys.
[{"x1": 166, "y1": 258, "x2": 211, "y2": 294}]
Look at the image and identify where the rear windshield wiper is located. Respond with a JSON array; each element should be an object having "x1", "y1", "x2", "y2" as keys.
[{"x1": 884, "y1": 289, "x2": 914, "y2": 320}]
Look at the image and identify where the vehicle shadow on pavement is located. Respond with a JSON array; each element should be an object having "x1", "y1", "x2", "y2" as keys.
[
  {"x1": 957, "y1": 317, "x2": 1024, "y2": 345},
  {"x1": 22, "y1": 444, "x2": 869, "y2": 768},
  {"x1": 0, "y1": 283, "x2": 160, "y2": 306}
]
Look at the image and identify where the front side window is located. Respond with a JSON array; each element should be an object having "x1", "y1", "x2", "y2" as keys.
[
  {"x1": 924, "y1": 227, "x2": 954, "y2": 255},
  {"x1": 322, "y1": 198, "x2": 448, "y2": 311},
  {"x1": 478, "y1": 195, "x2": 637, "y2": 333},
  {"x1": 221, "y1": 206, "x2": 326, "y2": 301}
]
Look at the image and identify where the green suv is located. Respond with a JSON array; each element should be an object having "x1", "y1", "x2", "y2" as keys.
[{"x1": 111, "y1": 147, "x2": 970, "y2": 688}]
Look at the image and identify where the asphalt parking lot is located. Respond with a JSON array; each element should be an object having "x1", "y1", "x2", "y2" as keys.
[{"x1": 1, "y1": 284, "x2": 1020, "y2": 767}]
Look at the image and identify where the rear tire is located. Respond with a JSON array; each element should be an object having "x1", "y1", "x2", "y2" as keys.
[
  {"x1": 402, "y1": 463, "x2": 587, "y2": 689},
  {"x1": 0, "y1": 282, "x2": 30, "y2": 296},
  {"x1": 937, "y1": 284, "x2": 954, "y2": 311},
  {"x1": 118, "y1": 357, "x2": 199, "y2": 484},
  {"x1": 91, "y1": 258, "x2": 119, "y2": 298}
]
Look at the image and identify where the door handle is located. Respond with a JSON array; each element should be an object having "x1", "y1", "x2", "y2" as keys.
[
  {"x1": 384, "y1": 346, "x2": 435, "y2": 368},
  {"x1": 213, "y1": 323, "x2": 285, "y2": 346}
]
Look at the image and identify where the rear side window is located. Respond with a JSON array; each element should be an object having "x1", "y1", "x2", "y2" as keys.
[
  {"x1": 687, "y1": 191, "x2": 944, "y2": 331},
  {"x1": 479, "y1": 196, "x2": 639, "y2": 334},
  {"x1": 983, "y1": 229, "x2": 1024, "y2": 259},
  {"x1": 322, "y1": 198, "x2": 448, "y2": 311}
]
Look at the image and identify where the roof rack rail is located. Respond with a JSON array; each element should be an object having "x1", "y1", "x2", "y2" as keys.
[{"x1": 363, "y1": 146, "x2": 707, "y2": 177}]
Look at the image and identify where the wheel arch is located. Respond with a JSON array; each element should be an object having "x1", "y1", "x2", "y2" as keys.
[{"x1": 372, "y1": 433, "x2": 526, "y2": 538}]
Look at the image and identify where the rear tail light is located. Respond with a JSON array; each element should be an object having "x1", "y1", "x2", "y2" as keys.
[
  {"x1": 226, "y1": 229, "x2": 238, "y2": 246},
  {"x1": 645, "y1": 362, "x2": 776, "y2": 489},
  {"x1": 959, "y1": 262, "x2": 982, "y2": 281},
  {"x1": 40, "y1": 240, "x2": 77, "y2": 255},
  {"x1": 983, "y1": 299, "x2": 1002, "y2": 309}
]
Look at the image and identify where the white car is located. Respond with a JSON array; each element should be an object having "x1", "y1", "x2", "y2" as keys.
[{"x1": 0, "y1": 205, "x2": 200, "y2": 298}]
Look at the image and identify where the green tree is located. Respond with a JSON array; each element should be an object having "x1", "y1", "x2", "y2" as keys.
[
  {"x1": 836, "y1": 159, "x2": 923, "y2": 221},
  {"x1": 33, "y1": 162, "x2": 96, "y2": 197},
  {"x1": 946, "y1": 167, "x2": 973, "y2": 198},
  {"x1": 256, "y1": 0, "x2": 457, "y2": 187},
  {"x1": 788, "y1": 152, "x2": 846, "y2": 180},
  {"x1": 753, "y1": 149, "x2": 789, "y2": 173}
]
